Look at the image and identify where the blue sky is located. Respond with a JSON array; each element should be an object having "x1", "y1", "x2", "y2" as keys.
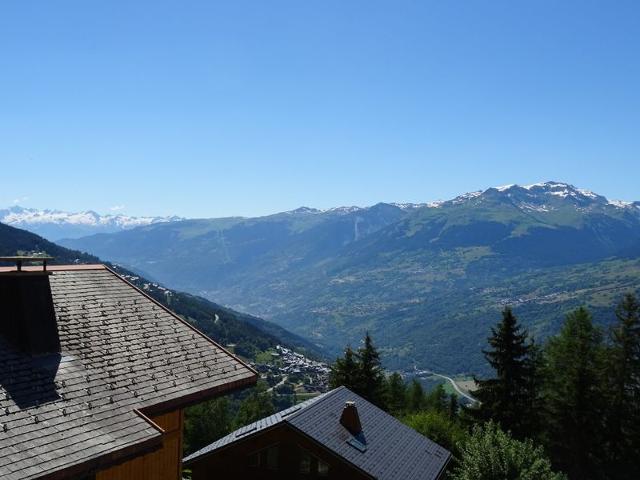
[{"x1": 1, "y1": 1, "x2": 638, "y2": 217}]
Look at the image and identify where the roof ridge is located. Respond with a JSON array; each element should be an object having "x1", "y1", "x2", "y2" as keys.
[
  {"x1": 184, "y1": 388, "x2": 341, "y2": 463},
  {"x1": 285, "y1": 385, "x2": 345, "y2": 421}
]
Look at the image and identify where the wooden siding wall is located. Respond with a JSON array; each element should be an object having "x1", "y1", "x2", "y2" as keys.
[{"x1": 96, "y1": 410, "x2": 184, "y2": 480}]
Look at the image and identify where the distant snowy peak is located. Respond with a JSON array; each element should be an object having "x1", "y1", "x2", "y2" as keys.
[
  {"x1": 520, "y1": 181, "x2": 603, "y2": 201},
  {"x1": 0, "y1": 206, "x2": 180, "y2": 227},
  {"x1": 452, "y1": 190, "x2": 483, "y2": 204},
  {"x1": 0, "y1": 206, "x2": 182, "y2": 240},
  {"x1": 286, "y1": 207, "x2": 323, "y2": 215},
  {"x1": 453, "y1": 181, "x2": 638, "y2": 212},
  {"x1": 324, "y1": 206, "x2": 363, "y2": 214},
  {"x1": 389, "y1": 202, "x2": 429, "y2": 210}
]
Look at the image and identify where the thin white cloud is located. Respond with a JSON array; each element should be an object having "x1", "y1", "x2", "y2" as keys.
[
  {"x1": 109, "y1": 204, "x2": 126, "y2": 212},
  {"x1": 12, "y1": 196, "x2": 29, "y2": 204}
]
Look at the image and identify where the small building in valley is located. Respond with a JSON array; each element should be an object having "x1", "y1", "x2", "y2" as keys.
[
  {"x1": 0, "y1": 260, "x2": 257, "y2": 480},
  {"x1": 184, "y1": 385, "x2": 451, "y2": 480}
]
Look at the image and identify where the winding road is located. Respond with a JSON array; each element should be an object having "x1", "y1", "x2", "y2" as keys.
[{"x1": 412, "y1": 366, "x2": 478, "y2": 404}]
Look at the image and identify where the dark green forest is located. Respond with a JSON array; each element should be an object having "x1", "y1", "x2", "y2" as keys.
[{"x1": 328, "y1": 295, "x2": 640, "y2": 480}]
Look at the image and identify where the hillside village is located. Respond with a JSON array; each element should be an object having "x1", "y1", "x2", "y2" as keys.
[{"x1": 252, "y1": 345, "x2": 330, "y2": 397}]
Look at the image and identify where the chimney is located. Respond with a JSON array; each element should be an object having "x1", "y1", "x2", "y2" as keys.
[
  {"x1": 340, "y1": 400, "x2": 362, "y2": 435},
  {"x1": 0, "y1": 257, "x2": 60, "y2": 356}
]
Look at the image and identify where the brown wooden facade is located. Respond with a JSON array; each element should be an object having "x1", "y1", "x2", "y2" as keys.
[
  {"x1": 189, "y1": 424, "x2": 371, "y2": 480},
  {"x1": 96, "y1": 409, "x2": 184, "y2": 480}
]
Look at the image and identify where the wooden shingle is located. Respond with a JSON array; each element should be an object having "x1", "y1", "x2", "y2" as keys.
[{"x1": 0, "y1": 265, "x2": 257, "y2": 480}]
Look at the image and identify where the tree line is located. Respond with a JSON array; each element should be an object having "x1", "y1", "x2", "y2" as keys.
[{"x1": 329, "y1": 293, "x2": 640, "y2": 480}]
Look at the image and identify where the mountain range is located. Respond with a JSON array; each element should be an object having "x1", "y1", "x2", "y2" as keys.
[
  {"x1": 0, "y1": 221, "x2": 320, "y2": 360},
  {"x1": 0, "y1": 206, "x2": 182, "y2": 240},
  {"x1": 44, "y1": 182, "x2": 640, "y2": 374}
]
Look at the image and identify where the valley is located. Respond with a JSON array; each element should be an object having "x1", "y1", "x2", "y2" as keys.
[{"x1": 21, "y1": 182, "x2": 640, "y2": 375}]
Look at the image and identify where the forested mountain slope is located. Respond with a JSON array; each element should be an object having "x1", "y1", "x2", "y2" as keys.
[
  {"x1": 0, "y1": 222, "x2": 321, "y2": 360},
  {"x1": 60, "y1": 182, "x2": 640, "y2": 374}
]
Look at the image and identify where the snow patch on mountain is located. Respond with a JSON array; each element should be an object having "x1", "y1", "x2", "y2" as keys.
[
  {"x1": 479, "y1": 182, "x2": 636, "y2": 211},
  {"x1": 0, "y1": 206, "x2": 182, "y2": 240},
  {"x1": 452, "y1": 191, "x2": 483, "y2": 204},
  {"x1": 389, "y1": 202, "x2": 429, "y2": 210},
  {"x1": 1, "y1": 206, "x2": 180, "y2": 227}
]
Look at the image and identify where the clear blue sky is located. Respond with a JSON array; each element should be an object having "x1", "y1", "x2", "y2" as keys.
[{"x1": 1, "y1": 1, "x2": 638, "y2": 217}]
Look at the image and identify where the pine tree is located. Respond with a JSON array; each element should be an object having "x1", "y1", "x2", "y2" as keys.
[
  {"x1": 424, "y1": 384, "x2": 448, "y2": 413},
  {"x1": 522, "y1": 338, "x2": 545, "y2": 440},
  {"x1": 543, "y1": 307, "x2": 605, "y2": 479},
  {"x1": 356, "y1": 332, "x2": 386, "y2": 406},
  {"x1": 386, "y1": 372, "x2": 407, "y2": 414},
  {"x1": 407, "y1": 379, "x2": 425, "y2": 412},
  {"x1": 329, "y1": 345, "x2": 359, "y2": 391},
  {"x1": 604, "y1": 293, "x2": 640, "y2": 478},
  {"x1": 448, "y1": 394, "x2": 458, "y2": 419},
  {"x1": 472, "y1": 307, "x2": 533, "y2": 438}
]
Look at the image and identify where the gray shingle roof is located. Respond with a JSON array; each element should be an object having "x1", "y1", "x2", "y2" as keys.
[
  {"x1": 0, "y1": 265, "x2": 257, "y2": 480},
  {"x1": 184, "y1": 386, "x2": 451, "y2": 480}
]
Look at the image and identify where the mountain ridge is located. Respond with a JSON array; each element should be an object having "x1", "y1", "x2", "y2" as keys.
[
  {"x1": 0, "y1": 220, "x2": 322, "y2": 360},
  {"x1": 0, "y1": 206, "x2": 182, "y2": 240},
  {"x1": 6, "y1": 181, "x2": 638, "y2": 243},
  {"x1": 34, "y1": 182, "x2": 640, "y2": 374}
]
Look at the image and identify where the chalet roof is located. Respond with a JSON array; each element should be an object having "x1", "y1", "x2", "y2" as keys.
[
  {"x1": 184, "y1": 386, "x2": 451, "y2": 480},
  {"x1": 0, "y1": 265, "x2": 257, "y2": 480}
]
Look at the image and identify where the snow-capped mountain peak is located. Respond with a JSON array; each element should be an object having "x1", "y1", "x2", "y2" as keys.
[
  {"x1": 456, "y1": 181, "x2": 638, "y2": 212},
  {"x1": 0, "y1": 206, "x2": 182, "y2": 241}
]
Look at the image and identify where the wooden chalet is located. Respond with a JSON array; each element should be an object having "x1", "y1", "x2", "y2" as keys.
[
  {"x1": 0, "y1": 259, "x2": 257, "y2": 480},
  {"x1": 184, "y1": 386, "x2": 451, "y2": 480}
]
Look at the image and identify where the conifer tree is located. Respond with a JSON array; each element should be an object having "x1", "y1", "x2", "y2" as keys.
[
  {"x1": 329, "y1": 345, "x2": 359, "y2": 391},
  {"x1": 424, "y1": 384, "x2": 448, "y2": 413},
  {"x1": 522, "y1": 338, "x2": 545, "y2": 439},
  {"x1": 356, "y1": 332, "x2": 386, "y2": 406},
  {"x1": 604, "y1": 293, "x2": 640, "y2": 478},
  {"x1": 472, "y1": 307, "x2": 533, "y2": 438},
  {"x1": 386, "y1": 372, "x2": 407, "y2": 414},
  {"x1": 448, "y1": 394, "x2": 458, "y2": 419},
  {"x1": 408, "y1": 379, "x2": 425, "y2": 412},
  {"x1": 543, "y1": 307, "x2": 605, "y2": 479}
]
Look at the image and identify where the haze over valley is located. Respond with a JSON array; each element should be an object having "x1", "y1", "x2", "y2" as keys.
[{"x1": 14, "y1": 180, "x2": 634, "y2": 375}]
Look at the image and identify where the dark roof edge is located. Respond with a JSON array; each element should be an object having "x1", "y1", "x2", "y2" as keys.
[
  {"x1": 434, "y1": 453, "x2": 452, "y2": 480},
  {"x1": 183, "y1": 387, "x2": 346, "y2": 465},
  {"x1": 32, "y1": 430, "x2": 162, "y2": 480},
  {"x1": 182, "y1": 422, "x2": 283, "y2": 467},
  {"x1": 142, "y1": 375, "x2": 257, "y2": 417},
  {"x1": 183, "y1": 419, "x2": 374, "y2": 480}
]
